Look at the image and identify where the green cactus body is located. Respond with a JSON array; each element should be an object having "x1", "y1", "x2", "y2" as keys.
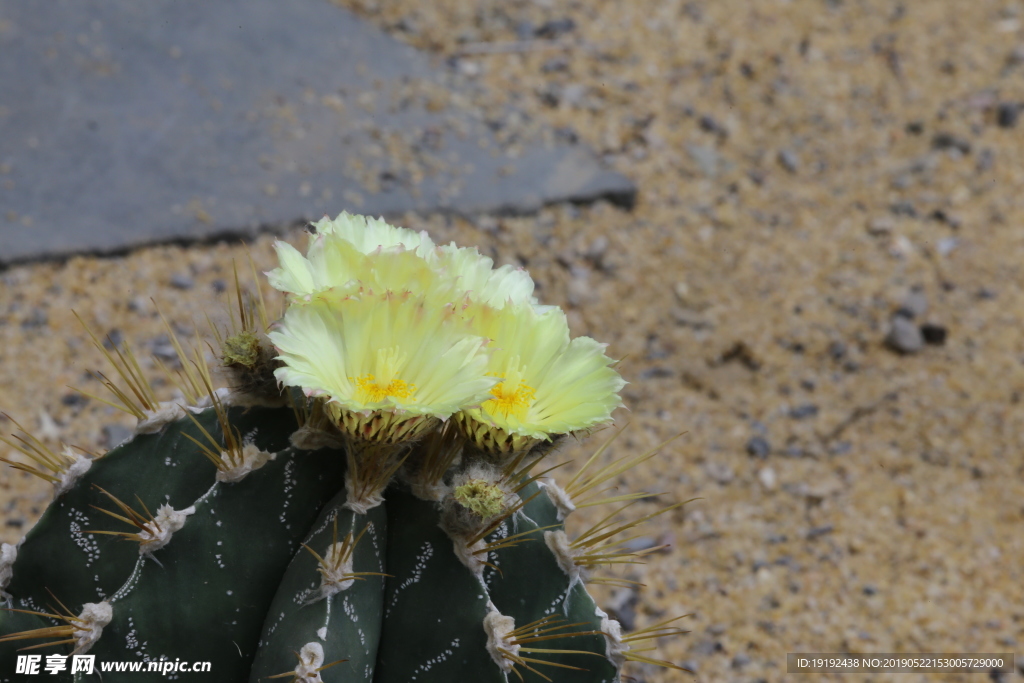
[
  {"x1": 249, "y1": 489, "x2": 387, "y2": 683},
  {"x1": 0, "y1": 213, "x2": 686, "y2": 681}
]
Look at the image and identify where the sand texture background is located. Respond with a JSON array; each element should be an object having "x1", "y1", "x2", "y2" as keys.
[{"x1": 2, "y1": 1, "x2": 1024, "y2": 681}]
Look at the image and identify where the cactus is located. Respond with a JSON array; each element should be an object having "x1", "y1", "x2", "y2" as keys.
[{"x1": 0, "y1": 213, "x2": 688, "y2": 682}]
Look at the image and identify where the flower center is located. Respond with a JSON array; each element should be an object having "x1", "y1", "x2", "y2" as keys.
[
  {"x1": 483, "y1": 378, "x2": 535, "y2": 421},
  {"x1": 353, "y1": 375, "x2": 416, "y2": 403}
]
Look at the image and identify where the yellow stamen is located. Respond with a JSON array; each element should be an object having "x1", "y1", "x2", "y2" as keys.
[
  {"x1": 484, "y1": 379, "x2": 535, "y2": 421},
  {"x1": 352, "y1": 375, "x2": 416, "y2": 403}
]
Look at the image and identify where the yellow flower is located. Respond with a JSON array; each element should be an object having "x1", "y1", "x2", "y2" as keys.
[
  {"x1": 457, "y1": 304, "x2": 625, "y2": 452},
  {"x1": 267, "y1": 233, "x2": 438, "y2": 302},
  {"x1": 266, "y1": 212, "x2": 437, "y2": 300},
  {"x1": 268, "y1": 292, "x2": 497, "y2": 441},
  {"x1": 434, "y1": 243, "x2": 538, "y2": 309},
  {"x1": 313, "y1": 211, "x2": 434, "y2": 256}
]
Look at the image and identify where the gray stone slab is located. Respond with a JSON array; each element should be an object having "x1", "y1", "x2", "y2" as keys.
[{"x1": 0, "y1": 0, "x2": 633, "y2": 265}]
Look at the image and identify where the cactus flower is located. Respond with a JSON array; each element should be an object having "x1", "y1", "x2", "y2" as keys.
[
  {"x1": 268, "y1": 292, "x2": 497, "y2": 441},
  {"x1": 457, "y1": 303, "x2": 625, "y2": 452}
]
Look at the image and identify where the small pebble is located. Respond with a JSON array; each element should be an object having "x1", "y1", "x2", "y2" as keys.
[
  {"x1": 687, "y1": 143, "x2": 720, "y2": 177},
  {"x1": 534, "y1": 18, "x2": 575, "y2": 39},
  {"x1": 889, "y1": 200, "x2": 917, "y2": 217},
  {"x1": 540, "y1": 56, "x2": 568, "y2": 73},
  {"x1": 789, "y1": 403, "x2": 819, "y2": 420},
  {"x1": 976, "y1": 148, "x2": 995, "y2": 173},
  {"x1": 732, "y1": 653, "x2": 751, "y2": 669},
  {"x1": 896, "y1": 290, "x2": 928, "y2": 319},
  {"x1": 699, "y1": 115, "x2": 726, "y2": 136},
  {"x1": 806, "y1": 524, "x2": 834, "y2": 539},
  {"x1": 102, "y1": 328, "x2": 123, "y2": 350},
  {"x1": 747, "y1": 436, "x2": 771, "y2": 458},
  {"x1": 976, "y1": 287, "x2": 998, "y2": 300},
  {"x1": 150, "y1": 334, "x2": 180, "y2": 363},
  {"x1": 61, "y1": 392, "x2": 87, "y2": 407},
  {"x1": 170, "y1": 273, "x2": 194, "y2": 290},
  {"x1": 932, "y1": 132, "x2": 972, "y2": 154},
  {"x1": 705, "y1": 461, "x2": 734, "y2": 484},
  {"x1": 996, "y1": 102, "x2": 1020, "y2": 128},
  {"x1": 20, "y1": 307, "x2": 48, "y2": 329},
  {"x1": 866, "y1": 216, "x2": 895, "y2": 235},
  {"x1": 758, "y1": 467, "x2": 777, "y2": 490},
  {"x1": 777, "y1": 148, "x2": 800, "y2": 173},
  {"x1": 828, "y1": 441, "x2": 852, "y2": 456},
  {"x1": 886, "y1": 315, "x2": 924, "y2": 353},
  {"x1": 920, "y1": 322, "x2": 948, "y2": 345}
]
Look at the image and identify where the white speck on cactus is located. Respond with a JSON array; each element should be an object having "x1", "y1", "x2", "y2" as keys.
[
  {"x1": 450, "y1": 535, "x2": 488, "y2": 577},
  {"x1": 316, "y1": 626, "x2": 328, "y2": 641},
  {"x1": 544, "y1": 529, "x2": 582, "y2": 584},
  {"x1": 53, "y1": 446, "x2": 93, "y2": 498},
  {"x1": 73, "y1": 601, "x2": 112, "y2": 654},
  {"x1": 138, "y1": 505, "x2": 195, "y2": 556},
  {"x1": 386, "y1": 541, "x2": 433, "y2": 617},
  {"x1": 483, "y1": 610, "x2": 519, "y2": 673},
  {"x1": 135, "y1": 402, "x2": 187, "y2": 435},
  {"x1": 293, "y1": 642, "x2": 325, "y2": 682},
  {"x1": 538, "y1": 478, "x2": 576, "y2": 521},
  {"x1": 599, "y1": 613, "x2": 628, "y2": 668},
  {"x1": 306, "y1": 540, "x2": 355, "y2": 603},
  {"x1": 0, "y1": 543, "x2": 16, "y2": 601},
  {"x1": 215, "y1": 443, "x2": 276, "y2": 484}
]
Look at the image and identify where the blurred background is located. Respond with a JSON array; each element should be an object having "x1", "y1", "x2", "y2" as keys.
[{"x1": 3, "y1": 1, "x2": 1024, "y2": 681}]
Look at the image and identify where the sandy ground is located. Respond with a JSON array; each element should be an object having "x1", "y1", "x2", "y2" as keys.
[{"x1": 3, "y1": 1, "x2": 1024, "y2": 681}]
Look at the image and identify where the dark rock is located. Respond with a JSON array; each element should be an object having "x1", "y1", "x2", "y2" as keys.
[
  {"x1": 170, "y1": 273, "x2": 194, "y2": 290},
  {"x1": 976, "y1": 287, "x2": 998, "y2": 300},
  {"x1": 699, "y1": 115, "x2": 726, "y2": 136},
  {"x1": 887, "y1": 315, "x2": 924, "y2": 353},
  {"x1": 932, "y1": 132, "x2": 972, "y2": 154},
  {"x1": 863, "y1": 584, "x2": 878, "y2": 595},
  {"x1": 746, "y1": 436, "x2": 771, "y2": 459},
  {"x1": 920, "y1": 323, "x2": 948, "y2": 345},
  {"x1": 905, "y1": 120, "x2": 924, "y2": 135},
  {"x1": 890, "y1": 200, "x2": 917, "y2": 217},
  {"x1": 211, "y1": 279, "x2": 227, "y2": 293},
  {"x1": 535, "y1": 18, "x2": 576, "y2": 39},
  {"x1": 60, "y1": 392, "x2": 88, "y2": 407},
  {"x1": 102, "y1": 423, "x2": 134, "y2": 449},
  {"x1": 5, "y1": 518, "x2": 24, "y2": 528},
  {"x1": 731, "y1": 653, "x2": 751, "y2": 669},
  {"x1": 827, "y1": 341, "x2": 847, "y2": 360},
  {"x1": 789, "y1": 404, "x2": 819, "y2": 420},
  {"x1": 996, "y1": 102, "x2": 1021, "y2": 128}
]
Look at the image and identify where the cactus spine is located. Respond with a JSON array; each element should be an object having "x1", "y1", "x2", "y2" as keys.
[{"x1": 0, "y1": 213, "x2": 688, "y2": 681}]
